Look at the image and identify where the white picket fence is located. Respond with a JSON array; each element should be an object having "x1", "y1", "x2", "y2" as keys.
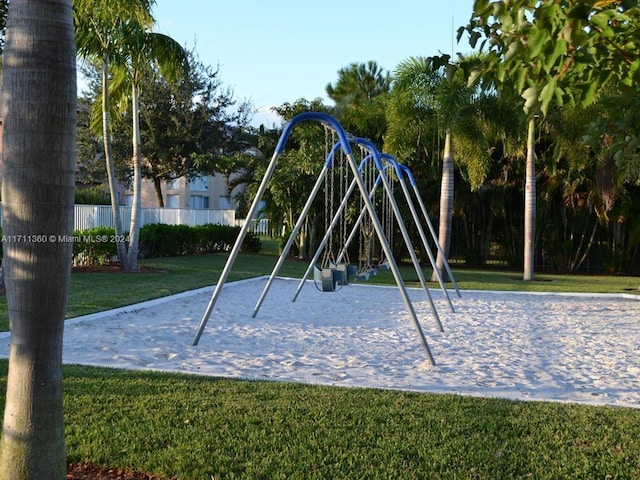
[
  {"x1": 234, "y1": 217, "x2": 267, "y2": 234},
  {"x1": 0, "y1": 203, "x2": 277, "y2": 236},
  {"x1": 0, "y1": 203, "x2": 237, "y2": 230},
  {"x1": 73, "y1": 205, "x2": 237, "y2": 230}
]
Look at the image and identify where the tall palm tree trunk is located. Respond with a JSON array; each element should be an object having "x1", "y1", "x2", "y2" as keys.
[
  {"x1": 102, "y1": 58, "x2": 130, "y2": 271},
  {"x1": 0, "y1": 0, "x2": 76, "y2": 477},
  {"x1": 127, "y1": 84, "x2": 143, "y2": 269},
  {"x1": 523, "y1": 117, "x2": 536, "y2": 281},
  {"x1": 432, "y1": 129, "x2": 454, "y2": 283}
]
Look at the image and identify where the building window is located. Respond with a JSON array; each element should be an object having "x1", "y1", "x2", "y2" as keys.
[
  {"x1": 166, "y1": 194, "x2": 180, "y2": 208},
  {"x1": 190, "y1": 195, "x2": 209, "y2": 209},
  {"x1": 167, "y1": 178, "x2": 180, "y2": 190},
  {"x1": 188, "y1": 175, "x2": 209, "y2": 191}
]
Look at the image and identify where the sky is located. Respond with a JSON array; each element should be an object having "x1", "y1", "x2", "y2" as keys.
[{"x1": 152, "y1": 0, "x2": 476, "y2": 127}]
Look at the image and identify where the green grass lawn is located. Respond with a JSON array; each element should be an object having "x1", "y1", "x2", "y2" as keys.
[
  {"x1": 0, "y1": 254, "x2": 639, "y2": 479},
  {"x1": 53, "y1": 364, "x2": 638, "y2": 480}
]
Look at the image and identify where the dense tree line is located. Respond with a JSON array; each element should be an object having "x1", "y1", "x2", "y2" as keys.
[
  {"x1": 235, "y1": 2, "x2": 640, "y2": 277},
  {"x1": 241, "y1": 67, "x2": 640, "y2": 276}
]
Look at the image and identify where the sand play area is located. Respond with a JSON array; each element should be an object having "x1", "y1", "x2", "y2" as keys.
[{"x1": 1, "y1": 276, "x2": 639, "y2": 408}]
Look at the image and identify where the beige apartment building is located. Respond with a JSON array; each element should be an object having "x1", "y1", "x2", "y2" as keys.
[{"x1": 122, "y1": 173, "x2": 242, "y2": 210}]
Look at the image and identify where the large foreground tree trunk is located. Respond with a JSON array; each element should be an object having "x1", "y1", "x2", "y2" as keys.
[{"x1": 0, "y1": 0, "x2": 77, "y2": 478}]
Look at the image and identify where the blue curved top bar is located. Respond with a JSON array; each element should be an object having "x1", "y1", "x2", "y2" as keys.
[
  {"x1": 275, "y1": 112, "x2": 354, "y2": 156},
  {"x1": 379, "y1": 153, "x2": 407, "y2": 180},
  {"x1": 353, "y1": 137, "x2": 384, "y2": 171},
  {"x1": 358, "y1": 153, "x2": 375, "y2": 171},
  {"x1": 398, "y1": 164, "x2": 418, "y2": 187}
]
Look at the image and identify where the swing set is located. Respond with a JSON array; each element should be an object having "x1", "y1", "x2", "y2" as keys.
[{"x1": 192, "y1": 112, "x2": 459, "y2": 365}]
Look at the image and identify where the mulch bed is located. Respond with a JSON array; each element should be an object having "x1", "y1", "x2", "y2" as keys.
[{"x1": 72, "y1": 264, "x2": 168, "y2": 274}]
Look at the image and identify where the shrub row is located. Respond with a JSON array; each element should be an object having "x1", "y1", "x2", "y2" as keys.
[
  {"x1": 71, "y1": 223, "x2": 261, "y2": 265},
  {"x1": 137, "y1": 223, "x2": 261, "y2": 259}
]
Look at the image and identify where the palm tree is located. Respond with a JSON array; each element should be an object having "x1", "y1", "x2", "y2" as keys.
[
  {"x1": 387, "y1": 57, "x2": 476, "y2": 282},
  {"x1": 0, "y1": 0, "x2": 76, "y2": 477},
  {"x1": 110, "y1": 20, "x2": 188, "y2": 269},
  {"x1": 74, "y1": 0, "x2": 155, "y2": 271},
  {"x1": 538, "y1": 95, "x2": 633, "y2": 273},
  {"x1": 521, "y1": 117, "x2": 537, "y2": 279}
]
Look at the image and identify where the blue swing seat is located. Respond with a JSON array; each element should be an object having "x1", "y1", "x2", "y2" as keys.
[
  {"x1": 347, "y1": 264, "x2": 358, "y2": 281},
  {"x1": 355, "y1": 265, "x2": 377, "y2": 281},
  {"x1": 355, "y1": 271, "x2": 370, "y2": 281},
  {"x1": 330, "y1": 263, "x2": 355, "y2": 285},
  {"x1": 313, "y1": 265, "x2": 344, "y2": 292}
]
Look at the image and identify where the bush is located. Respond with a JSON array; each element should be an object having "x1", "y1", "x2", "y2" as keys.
[
  {"x1": 193, "y1": 224, "x2": 262, "y2": 254},
  {"x1": 240, "y1": 229, "x2": 262, "y2": 254},
  {"x1": 138, "y1": 223, "x2": 261, "y2": 259},
  {"x1": 72, "y1": 226, "x2": 119, "y2": 265},
  {"x1": 75, "y1": 186, "x2": 111, "y2": 205},
  {"x1": 138, "y1": 223, "x2": 193, "y2": 258}
]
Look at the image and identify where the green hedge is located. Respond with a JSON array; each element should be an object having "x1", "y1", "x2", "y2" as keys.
[
  {"x1": 138, "y1": 223, "x2": 261, "y2": 258},
  {"x1": 72, "y1": 223, "x2": 261, "y2": 265},
  {"x1": 72, "y1": 226, "x2": 120, "y2": 265}
]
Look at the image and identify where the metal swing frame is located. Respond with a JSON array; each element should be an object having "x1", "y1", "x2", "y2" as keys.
[
  {"x1": 393, "y1": 160, "x2": 461, "y2": 299},
  {"x1": 192, "y1": 112, "x2": 437, "y2": 365},
  {"x1": 332, "y1": 151, "x2": 456, "y2": 315}
]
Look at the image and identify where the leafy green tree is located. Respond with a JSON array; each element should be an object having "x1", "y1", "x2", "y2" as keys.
[
  {"x1": 137, "y1": 49, "x2": 252, "y2": 206},
  {"x1": 0, "y1": 0, "x2": 76, "y2": 477},
  {"x1": 461, "y1": 0, "x2": 640, "y2": 280},
  {"x1": 326, "y1": 61, "x2": 390, "y2": 145},
  {"x1": 232, "y1": 98, "x2": 332, "y2": 258}
]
